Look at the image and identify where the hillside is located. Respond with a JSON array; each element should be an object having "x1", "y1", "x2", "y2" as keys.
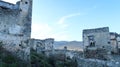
[
  {"x1": 0, "y1": 45, "x2": 77, "y2": 67},
  {"x1": 54, "y1": 41, "x2": 83, "y2": 51},
  {"x1": 0, "y1": 44, "x2": 27, "y2": 67}
]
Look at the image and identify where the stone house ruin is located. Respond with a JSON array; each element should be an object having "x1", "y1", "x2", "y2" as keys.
[
  {"x1": 83, "y1": 27, "x2": 120, "y2": 60},
  {"x1": 110, "y1": 32, "x2": 120, "y2": 54},
  {"x1": 29, "y1": 38, "x2": 54, "y2": 54},
  {"x1": 0, "y1": 0, "x2": 32, "y2": 62},
  {"x1": 83, "y1": 27, "x2": 111, "y2": 60}
]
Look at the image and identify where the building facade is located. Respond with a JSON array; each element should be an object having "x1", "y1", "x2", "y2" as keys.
[{"x1": 83, "y1": 27, "x2": 111, "y2": 60}]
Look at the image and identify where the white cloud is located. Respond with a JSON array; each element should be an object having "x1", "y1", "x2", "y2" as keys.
[
  {"x1": 31, "y1": 13, "x2": 81, "y2": 41},
  {"x1": 58, "y1": 13, "x2": 80, "y2": 29},
  {"x1": 2, "y1": 0, "x2": 20, "y2": 4},
  {"x1": 31, "y1": 23, "x2": 53, "y2": 39},
  {"x1": 53, "y1": 13, "x2": 81, "y2": 40},
  {"x1": 31, "y1": 22, "x2": 70, "y2": 41},
  {"x1": 58, "y1": 13, "x2": 81, "y2": 25}
]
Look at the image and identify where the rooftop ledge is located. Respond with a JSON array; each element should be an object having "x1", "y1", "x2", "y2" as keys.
[{"x1": 0, "y1": 1, "x2": 19, "y2": 10}]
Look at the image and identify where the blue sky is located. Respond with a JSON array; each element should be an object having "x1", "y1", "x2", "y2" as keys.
[{"x1": 3, "y1": 0, "x2": 120, "y2": 41}]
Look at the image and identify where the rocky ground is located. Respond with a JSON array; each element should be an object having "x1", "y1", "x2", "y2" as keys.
[
  {"x1": 111, "y1": 55, "x2": 120, "y2": 64},
  {"x1": 77, "y1": 53, "x2": 120, "y2": 67}
]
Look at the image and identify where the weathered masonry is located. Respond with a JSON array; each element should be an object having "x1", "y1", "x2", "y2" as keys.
[
  {"x1": 110, "y1": 32, "x2": 120, "y2": 54},
  {"x1": 83, "y1": 27, "x2": 111, "y2": 60},
  {"x1": 0, "y1": 0, "x2": 32, "y2": 62},
  {"x1": 29, "y1": 38, "x2": 54, "y2": 54}
]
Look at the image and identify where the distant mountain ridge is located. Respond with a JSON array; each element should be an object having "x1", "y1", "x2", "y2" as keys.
[{"x1": 54, "y1": 41, "x2": 83, "y2": 51}]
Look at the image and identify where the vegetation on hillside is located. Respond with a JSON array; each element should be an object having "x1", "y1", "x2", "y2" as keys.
[
  {"x1": 0, "y1": 43, "x2": 77, "y2": 67},
  {"x1": 30, "y1": 50, "x2": 78, "y2": 67},
  {"x1": 0, "y1": 42, "x2": 27, "y2": 67}
]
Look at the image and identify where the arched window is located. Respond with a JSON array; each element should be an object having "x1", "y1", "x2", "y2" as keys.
[
  {"x1": 90, "y1": 42, "x2": 95, "y2": 47},
  {"x1": 88, "y1": 35, "x2": 95, "y2": 47}
]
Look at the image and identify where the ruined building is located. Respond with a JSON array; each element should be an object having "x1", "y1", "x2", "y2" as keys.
[
  {"x1": 83, "y1": 27, "x2": 111, "y2": 60},
  {"x1": 0, "y1": 0, "x2": 55, "y2": 62},
  {"x1": 83, "y1": 27, "x2": 120, "y2": 60},
  {"x1": 29, "y1": 38, "x2": 54, "y2": 54},
  {"x1": 0, "y1": 0, "x2": 32, "y2": 62}
]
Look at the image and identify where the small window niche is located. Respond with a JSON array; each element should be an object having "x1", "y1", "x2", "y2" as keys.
[
  {"x1": 25, "y1": 1, "x2": 28, "y2": 4},
  {"x1": 88, "y1": 35, "x2": 95, "y2": 47}
]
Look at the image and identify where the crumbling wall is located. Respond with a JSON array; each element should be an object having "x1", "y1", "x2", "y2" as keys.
[
  {"x1": 83, "y1": 27, "x2": 112, "y2": 60},
  {"x1": 110, "y1": 32, "x2": 118, "y2": 54},
  {"x1": 109, "y1": 32, "x2": 120, "y2": 54},
  {"x1": 117, "y1": 35, "x2": 120, "y2": 48},
  {"x1": 84, "y1": 48, "x2": 110, "y2": 60},
  {"x1": 83, "y1": 27, "x2": 111, "y2": 50},
  {"x1": 29, "y1": 38, "x2": 54, "y2": 54},
  {"x1": 0, "y1": 0, "x2": 32, "y2": 62}
]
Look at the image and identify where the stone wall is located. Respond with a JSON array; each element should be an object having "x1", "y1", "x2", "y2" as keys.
[
  {"x1": 83, "y1": 27, "x2": 111, "y2": 60},
  {"x1": 84, "y1": 48, "x2": 110, "y2": 60},
  {"x1": 83, "y1": 27, "x2": 109, "y2": 34},
  {"x1": 110, "y1": 32, "x2": 118, "y2": 54},
  {"x1": 83, "y1": 27, "x2": 110, "y2": 50},
  {"x1": 29, "y1": 38, "x2": 54, "y2": 54},
  {"x1": 110, "y1": 32, "x2": 120, "y2": 54},
  {"x1": 0, "y1": 0, "x2": 32, "y2": 62}
]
